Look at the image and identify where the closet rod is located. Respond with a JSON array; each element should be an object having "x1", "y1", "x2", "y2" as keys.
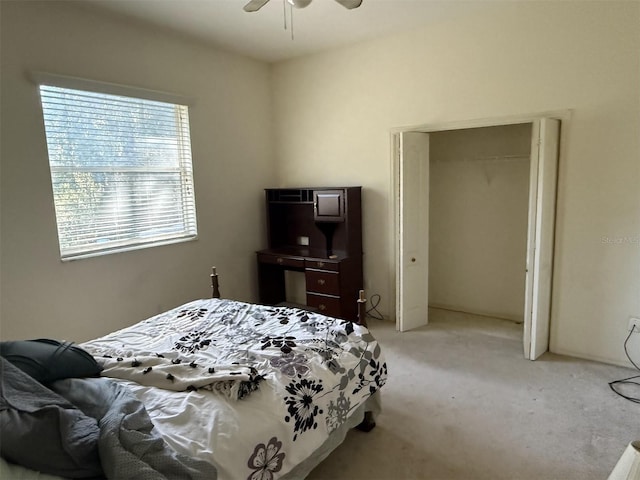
[
  {"x1": 466, "y1": 154, "x2": 529, "y2": 162},
  {"x1": 434, "y1": 154, "x2": 530, "y2": 163}
]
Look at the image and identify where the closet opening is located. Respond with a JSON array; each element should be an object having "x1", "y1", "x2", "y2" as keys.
[
  {"x1": 393, "y1": 116, "x2": 562, "y2": 360},
  {"x1": 429, "y1": 124, "x2": 531, "y2": 327}
]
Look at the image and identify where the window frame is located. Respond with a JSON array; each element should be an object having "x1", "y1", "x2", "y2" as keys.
[{"x1": 34, "y1": 73, "x2": 199, "y2": 261}]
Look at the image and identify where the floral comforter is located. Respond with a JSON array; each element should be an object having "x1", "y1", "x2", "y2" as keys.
[{"x1": 81, "y1": 298, "x2": 387, "y2": 480}]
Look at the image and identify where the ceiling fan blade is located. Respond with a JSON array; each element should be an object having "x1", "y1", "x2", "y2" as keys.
[
  {"x1": 244, "y1": 0, "x2": 271, "y2": 12},
  {"x1": 334, "y1": 0, "x2": 363, "y2": 9}
]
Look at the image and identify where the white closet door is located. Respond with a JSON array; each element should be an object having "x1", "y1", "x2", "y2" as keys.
[
  {"x1": 396, "y1": 131, "x2": 430, "y2": 332},
  {"x1": 523, "y1": 118, "x2": 560, "y2": 359}
]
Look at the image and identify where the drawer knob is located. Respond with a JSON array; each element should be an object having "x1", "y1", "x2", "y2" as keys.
[
  {"x1": 317, "y1": 261, "x2": 325, "y2": 268},
  {"x1": 318, "y1": 304, "x2": 326, "y2": 311},
  {"x1": 277, "y1": 257, "x2": 284, "y2": 264},
  {"x1": 318, "y1": 279, "x2": 325, "y2": 286}
]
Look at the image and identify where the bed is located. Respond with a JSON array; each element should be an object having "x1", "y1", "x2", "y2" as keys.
[{"x1": 0, "y1": 268, "x2": 387, "y2": 479}]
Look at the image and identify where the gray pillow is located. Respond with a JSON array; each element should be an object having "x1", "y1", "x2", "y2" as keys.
[
  {"x1": 0, "y1": 358, "x2": 103, "y2": 478},
  {"x1": 0, "y1": 339, "x2": 102, "y2": 384}
]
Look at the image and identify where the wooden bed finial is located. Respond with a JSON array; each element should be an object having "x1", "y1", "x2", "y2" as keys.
[
  {"x1": 357, "y1": 289, "x2": 367, "y2": 327},
  {"x1": 211, "y1": 266, "x2": 220, "y2": 299}
]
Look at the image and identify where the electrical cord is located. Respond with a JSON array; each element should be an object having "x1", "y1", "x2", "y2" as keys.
[
  {"x1": 366, "y1": 293, "x2": 384, "y2": 321},
  {"x1": 608, "y1": 327, "x2": 640, "y2": 404}
]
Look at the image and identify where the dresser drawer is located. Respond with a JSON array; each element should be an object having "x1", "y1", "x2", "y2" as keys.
[
  {"x1": 304, "y1": 259, "x2": 339, "y2": 272},
  {"x1": 305, "y1": 269, "x2": 340, "y2": 296},
  {"x1": 257, "y1": 252, "x2": 305, "y2": 269},
  {"x1": 306, "y1": 293, "x2": 341, "y2": 318}
]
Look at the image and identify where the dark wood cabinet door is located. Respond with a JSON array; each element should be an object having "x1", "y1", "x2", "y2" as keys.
[{"x1": 314, "y1": 190, "x2": 345, "y2": 222}]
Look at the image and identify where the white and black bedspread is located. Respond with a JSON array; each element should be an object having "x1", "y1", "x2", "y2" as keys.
[{"x1": 81, "y1": 298, "x2": 387, "y2": 480}]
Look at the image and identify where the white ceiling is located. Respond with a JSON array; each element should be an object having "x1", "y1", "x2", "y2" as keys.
[{"x1": 85, "y1": 0, "x2": 495, "y2": 63}]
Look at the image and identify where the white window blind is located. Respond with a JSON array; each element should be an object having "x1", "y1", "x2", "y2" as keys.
[{"x1": 39, "y1": 84, "x2": 198, "y2": 260}]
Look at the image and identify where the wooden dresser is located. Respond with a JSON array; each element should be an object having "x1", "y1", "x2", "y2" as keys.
[{"x1": 256, "y1": 187, "x2": 363, "y2": 321}]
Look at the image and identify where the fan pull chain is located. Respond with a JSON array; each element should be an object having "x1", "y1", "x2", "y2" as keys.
[
  {"x1": 282, "y1": 0, "x2": 295, "y2": 41},
  {"x1": 283, "y1": 0, "x2": 287, "y2": 30}
]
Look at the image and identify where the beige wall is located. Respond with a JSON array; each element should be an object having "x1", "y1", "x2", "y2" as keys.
[
  {"x1": 429, "y1": 124, "x2": 532, "y2": 321},
  {"x1": 271, "y1": 2, "x2": 640, "y2": 366},
  {"x1": 0, "y1": 1, "x2": 275, "y2": 341}
]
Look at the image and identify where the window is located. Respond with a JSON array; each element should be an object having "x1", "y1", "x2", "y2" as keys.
[{"x1": 38, "y1": 80, "x2": 197, "y2": 260}]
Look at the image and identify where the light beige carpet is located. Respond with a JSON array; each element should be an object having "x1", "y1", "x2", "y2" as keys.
[{"x1": 307, "y1": 308, "x2": 640, "y2": 480}]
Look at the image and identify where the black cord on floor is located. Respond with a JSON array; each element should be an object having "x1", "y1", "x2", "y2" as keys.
[
  {"x1": 366, "y1": 294, "x2": 384, "y2": 321},
  {"x1": 608, "y1": 328, "x2": 640, "y2": 403}
]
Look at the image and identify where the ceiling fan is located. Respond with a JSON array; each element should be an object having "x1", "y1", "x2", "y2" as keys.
[{"x1": 244, "y1": 0, "x2": 363, "y2": 13}]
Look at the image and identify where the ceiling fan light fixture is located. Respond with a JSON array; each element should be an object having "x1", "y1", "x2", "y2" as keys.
[
  {"x1": 287, "y1": 0, "x2": 312, "y2": 8},
  {"x1": 244, "y1": 0, "x2": 362, "y2": 12}
]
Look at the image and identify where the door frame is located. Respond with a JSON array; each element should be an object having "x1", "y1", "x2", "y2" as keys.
[{"x1": 389, "y1": 110, "x2": 570, "y2": 358}]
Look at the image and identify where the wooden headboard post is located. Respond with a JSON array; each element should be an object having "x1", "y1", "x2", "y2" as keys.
[
  {"x1": 210, "y1": 266, "x2": 221, "y2": 299},
  {"x1": 357, "y1": 289, "x2": 367, "y2": 327}
]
